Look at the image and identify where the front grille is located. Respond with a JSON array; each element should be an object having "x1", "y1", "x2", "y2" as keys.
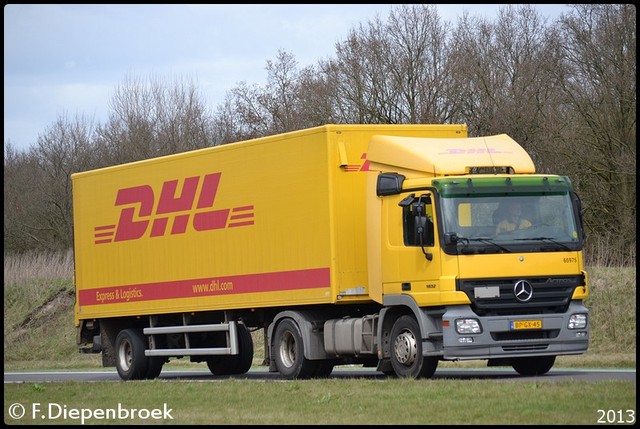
[
  {"x1": 458, "y1": 275, "x2": 583, "y2": 316},
  {"x1": 502, "y1": 344, "x2": 549, "y2": 352},
  {"x1": 492, "y1": 329, "x2": 560, "y2": 341}
]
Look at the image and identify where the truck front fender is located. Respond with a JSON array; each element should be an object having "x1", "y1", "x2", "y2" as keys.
[{"x1": 379, "y1": 294, "x2": 445, "y2": 358}]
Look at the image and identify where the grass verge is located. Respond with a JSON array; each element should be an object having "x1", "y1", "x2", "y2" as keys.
[{"x1": 4, "y1": 378, "x2": 636, "y2": 425}]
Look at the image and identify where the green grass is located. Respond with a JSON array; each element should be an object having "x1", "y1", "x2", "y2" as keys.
[{"x1": 4, "y1": 379, "x2": 636, "y2": 425}]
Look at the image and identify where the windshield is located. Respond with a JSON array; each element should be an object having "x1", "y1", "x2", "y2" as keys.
[{"x1": 440, "y1": 193, "x2": 582, "y2": 252}]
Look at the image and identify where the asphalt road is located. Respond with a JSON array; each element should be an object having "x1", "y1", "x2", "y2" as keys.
[{"x1": 4, "y1": 367, "x2": 636, "y2": 383}]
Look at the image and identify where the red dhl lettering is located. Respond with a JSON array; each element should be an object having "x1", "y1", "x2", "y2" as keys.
[
  {"x1": 343, "y1": 152, "x2": 371, "y2": 172},
  {"x1": 93, "y1": 172, "x2": 254, "y2": 244}
]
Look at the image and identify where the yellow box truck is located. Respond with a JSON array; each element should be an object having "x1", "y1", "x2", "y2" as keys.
[{"x1": 72, "y1": 124, "x2": 589, "y2": 380}]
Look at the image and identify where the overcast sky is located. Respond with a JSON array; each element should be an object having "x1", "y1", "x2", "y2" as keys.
[{"x1": 4, "y1": 4, "x2": 570, "y2": 152}]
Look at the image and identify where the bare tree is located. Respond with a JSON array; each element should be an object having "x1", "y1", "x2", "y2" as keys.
[
  {"x1": 214, "y1": 49, "x2": 323, "y2": 139},
  {"x1": 294, "y1": 65, "x2": 339, "y2": 126},
  {"x1": 95, "y1": 73, "x2": 214, "y2": 166},
  {"x1": 4, "y1": 142, "x2": 42, "y2": 252},
  {"x1": 223, "y1": 80, "x2": 272, "y2": 139},
  {"x1": 321, "y1": 5, "x2": 457, "y2": 125},
  {"x1": 157, "y1": 76, "x2": 215, "y2": 153},
  {"x1": 262, "y1": 50, "x2": 303, "y2": 133},
  {"x1": 385, "y1": 4, "x2": 455, "y2": 123},
  {"x1": 323, "y1": 18, "x2": 395, "y2": 123},
  {"x1": 4, "y1": 114, "x2": 95, "y2": 251},
  {"x1": 555, "y1": 4, "x2": 636, "y2": 261},
  {"x1": 449, "y1": 5, "x2": 560, "y2": 148}
]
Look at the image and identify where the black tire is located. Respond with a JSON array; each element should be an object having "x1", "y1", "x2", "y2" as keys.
[
  {"x1": 389, "y1": 315, "x2": 438, "y2": 379},
  {"x1": 144, "y1": 334, "x2": 166, "y2": 379},
  {"x1": 273, "y1": 318, "x2": 316, "y2": 379},
  {"x1": 145, "y1": 356, "x2": 165, "y2": 379},
  {"x1": 382, "y1": 370, "x2": 398, "y2": 377},
  {"x1": 115, "y1": 329, "x2": 148, "y2": 381},
  {"x1": 311, "y1": 360, "x2": 335, "y2": 378},
  {"x1": 511, "y1": 355, "x2": 556, "y2": 376},
  {"x1": 206, "y1": 323, "x2": 254, "y2": 375}
]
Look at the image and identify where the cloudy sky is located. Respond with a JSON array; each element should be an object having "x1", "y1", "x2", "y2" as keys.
[{"x1": 4, "y1": 4, "x2": 570, "y2": 152}]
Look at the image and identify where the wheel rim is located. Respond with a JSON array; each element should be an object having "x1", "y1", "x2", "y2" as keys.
[
  {"x1": 278, "y1": 330, "x2": 296, "y2": 368},
  {"x1": 393, "y1": 329, "x2": 417, "y2": 366},
  {"x1": 117, "y1": 339, "x2": 133, "y2": 372}
]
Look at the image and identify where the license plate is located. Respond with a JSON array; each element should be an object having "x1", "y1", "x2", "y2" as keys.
[{"x1": 511, "y1": 320, "x2": 542, "y2": 330}]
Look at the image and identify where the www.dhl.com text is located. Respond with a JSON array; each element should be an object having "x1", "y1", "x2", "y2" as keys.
[
  {"x1": 192, "y1": 279, "x2": 234, "y2": 294},
  {"x1": 7, "y1": 402, "x2": 173, "y2": 424}
]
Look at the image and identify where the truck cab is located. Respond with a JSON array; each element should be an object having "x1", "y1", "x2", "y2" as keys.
[{"x1": 364, "y1": 134, "x2": 589, "y2": 377}]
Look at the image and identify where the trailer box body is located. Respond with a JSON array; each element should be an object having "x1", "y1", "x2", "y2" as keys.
[{"x1": 73, "y1": 124, "x2": 466, "y2": 323}]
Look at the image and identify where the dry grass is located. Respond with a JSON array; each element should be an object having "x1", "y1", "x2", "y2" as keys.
[
  {"x1": 4, "y1": 250, "x2": 76, "y2": 364},
  {"x1": 585, "y1": 266, "x2": 636, "y2": 353},
  {"x1": 583, "y1": 233, "x2": 636, "y2": 267},
  {"x1": 3, "y1": 249, "x2": 74, "y2": 285}
]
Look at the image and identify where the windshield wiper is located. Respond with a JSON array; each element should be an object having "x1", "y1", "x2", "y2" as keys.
[
  {"x1": 515, "y1": 237, "x2": 573, "y2": 251},
  {"x1": 467, "y1": 237, "x2": 512, "y2": 253}
]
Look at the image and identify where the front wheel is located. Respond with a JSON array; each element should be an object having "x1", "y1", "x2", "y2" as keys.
[
  {"x1": 389, "y1": 315, "x2": 438, "y2": 379},
  {"x1": 511, "y1": 355, "x2": 556, "y2": 376}
]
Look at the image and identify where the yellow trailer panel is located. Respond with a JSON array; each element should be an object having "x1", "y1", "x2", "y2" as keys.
[{"x1": 73, "y1": 124, "x2": 467, "y2": 323}]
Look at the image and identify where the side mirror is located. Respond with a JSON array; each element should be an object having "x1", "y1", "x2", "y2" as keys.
[
  {"x1": 414, "y1": 201, "x2": 433, "y2": 261},
  {"x1": 414, "y1": 204, "x2": 431, "y2": 244}
]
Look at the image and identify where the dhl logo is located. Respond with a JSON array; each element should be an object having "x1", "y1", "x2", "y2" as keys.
[
  {"x1": 342, "y1": 153, "x2": 371, "y2": 172},
  {"x1": 93, "y1": 172, "x2": 254, "y2": 244},
  {"x1": 438, "y1": 148, "x2": 510, "y2": 154}
]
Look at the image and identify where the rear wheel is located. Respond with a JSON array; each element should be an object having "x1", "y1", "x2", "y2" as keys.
[
  {"x1": 145, "y1": 356, "x2": 165, "y2": 379},
  {"x1": 115, "y1": 329, "x2": 148, "y2": 381},
  {"x1": 206, "y1": 323, "x2": 254, "y2": 375},
  {"x1": 144, "y1": 334, "x2": 166, "y2": 379},
  {"x1": 311, "y1": 360, "x2": 335, "y2": 378},
  {"x1": 389, "y1": 315, "x2": 438, "y2": 379},
  {"x1": 511, "y1": 355, "x2": 556, "y2": 376},
  {"x1": 273, "y1": 318, "x2": 317, "y2": 379}
]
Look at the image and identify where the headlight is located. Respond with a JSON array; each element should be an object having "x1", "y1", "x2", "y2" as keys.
[
  {"x1": 568, "y1": 313, "x2": 588, "y2": 329},
  {"x1": 455, "y1": 318, "x2": 482, "y2": 334}
]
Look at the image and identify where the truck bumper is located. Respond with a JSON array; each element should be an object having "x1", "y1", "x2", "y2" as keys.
[{"x1": 440, "y1": 302, "x2": 589, "y2": 360}]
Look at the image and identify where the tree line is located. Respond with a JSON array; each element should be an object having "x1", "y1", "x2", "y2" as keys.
[{"x1": 3, "y1": 4, "x2": 636, "y2": 265}]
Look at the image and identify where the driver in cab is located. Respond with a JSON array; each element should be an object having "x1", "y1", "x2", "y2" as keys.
[{"x1": 496, "y1": 202, "x2": 532, "y2": 235}]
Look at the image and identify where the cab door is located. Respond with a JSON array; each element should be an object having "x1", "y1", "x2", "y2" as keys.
[{"x1": 381, "y1": 191, "x2": 443, "y2": 304}]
